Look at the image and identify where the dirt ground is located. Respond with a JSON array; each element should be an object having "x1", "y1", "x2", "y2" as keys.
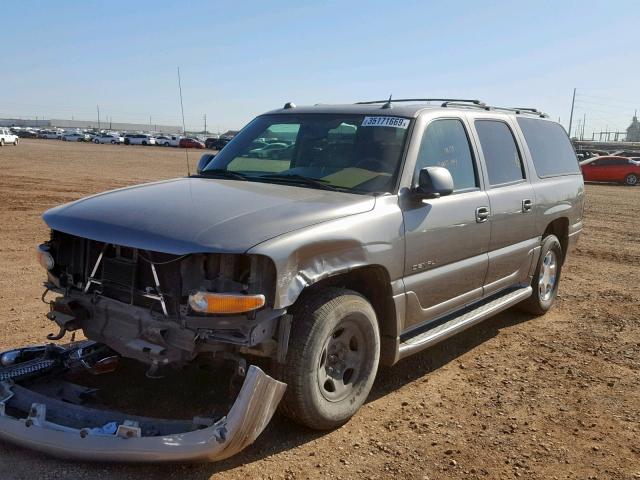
[{"x1": 0, "y1": 139, "x2": 638, "y2": 480}]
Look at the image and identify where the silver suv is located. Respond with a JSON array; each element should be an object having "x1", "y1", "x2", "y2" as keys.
[{"x1": 1, "y1": 99, "x2": 584, "y2": 462}]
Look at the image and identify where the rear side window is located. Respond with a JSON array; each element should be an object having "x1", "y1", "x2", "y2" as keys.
[
  {"x1": 415, "y1": 119, "x2": 478, "y2": 191},
  {"x1": 517, "y1": 118, "x2": 580, "y2": 177},
  {"x1": 475, "y1": 120, "x2": 524, "y2": 186}
]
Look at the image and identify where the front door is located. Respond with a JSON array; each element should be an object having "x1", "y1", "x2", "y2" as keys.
[
  {"x1": 472, "y1": 119, "x2": 538, "y2": 296},
  {"x1": 402, "y1": 118, "x2": 490, "y2": 330}
]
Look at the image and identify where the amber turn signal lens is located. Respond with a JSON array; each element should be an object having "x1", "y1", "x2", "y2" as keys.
[{"x1": 188, "y1": 292, "x2": 265, "y2": 314}]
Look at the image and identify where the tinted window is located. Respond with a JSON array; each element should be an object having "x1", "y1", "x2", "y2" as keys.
[
  {"x1": 415, "y1": 119, "x2": 477, "y2": 191},
  {"x1": 475, "y1": 120, "x2": 524, "y2": 186},
  {"x1": 517, "y1": 118, "x2": 580, "y2": 177}
]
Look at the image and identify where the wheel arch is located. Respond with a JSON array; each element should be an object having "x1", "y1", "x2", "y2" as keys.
[
  {"x1": 543, "y1": 217, "x2": 569, "y2": 263},
  {"x1": 289, "y1": 265, "x2": 399, "y2": 365}
]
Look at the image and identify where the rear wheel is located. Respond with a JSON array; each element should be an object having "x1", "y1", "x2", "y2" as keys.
[
  {"x1": 519, "y1": 234, "x2": 562, "y2": 315},
  {"x1": 0, "y1": 139, "x2": 4, "y2": 147},
  {"x1": 13, "y1": 138, "x2": 18, "y2": 146},
  {"x1": 624, "y1": 173, "x2": 638, "y2": 186},
  {"x1": 94, "y1": 139, "x2": 99, "y2": 144},
  {"x1": 277, "y1": 288, "x2": 380, "y2": 430}
]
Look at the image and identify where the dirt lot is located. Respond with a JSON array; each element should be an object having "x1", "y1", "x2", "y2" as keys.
[{"x1": 0, "y1": 139, "x2": 638, "y2": 480}]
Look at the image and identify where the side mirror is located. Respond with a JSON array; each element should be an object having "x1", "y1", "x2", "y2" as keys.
[
  {"x1": 415, "y1": 166, "x2": 454, "y2": 198},
  {"x1": 196, "y1": 153, "x2": 216, "y2": 174}
]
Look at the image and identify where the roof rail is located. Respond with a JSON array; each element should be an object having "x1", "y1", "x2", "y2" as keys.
[
  {"x1": 489, "y1": 106, "x2": 549, "y2": 118},
  {"x1": 441, "y1": 101, "x2": 490, "y2": 110},
  {"x1": 353, "y1": 98, "x2": 548, "y2": 117},
  {"x1": 355, "y1": 98, "x2": 486, "y2": 106}
]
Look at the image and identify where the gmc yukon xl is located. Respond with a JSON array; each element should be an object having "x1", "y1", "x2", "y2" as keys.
[{"x1": 0, "y1": 98, "x2": 584, "y2": 462}]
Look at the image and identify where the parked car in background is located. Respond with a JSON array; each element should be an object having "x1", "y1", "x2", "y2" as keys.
[
  {"x1": 62, "y1": 132, "x2": 90, "y2": 142},
  {"x1": 0, "y1": 128, "x2": 19, "y2": 146},
  {"x1": 16, "y1": 129, "x2": 38, "y2": 138},
  {"x1": 205, "y1": 137, "x2": 231, "y2": 150},
  {"x1": 156, "y1": 135, "x2": 182, "y2": 147},
  {"x1": 248, "y1": 142, "x2": 289, "y2": 158},
  {"x1": 580, "y1": 156, "x2": 640, "y2": 185},
  {"x1": 93, "y1": 133, "x2": 124, "y2": 144},
  {"x1": 179, "y1": 137, "x2": 205, "y2": 149},
  {"x1": 39, "y1": 130, "x2": 61, "y2": 139},
  {"x1": 123, "y1": 134, "x2": 156, "y2": 145}
]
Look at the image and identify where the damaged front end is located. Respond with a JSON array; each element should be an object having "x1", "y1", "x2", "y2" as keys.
[
  {"x1": 0, "y1": 230, "x2": 289, "y2": 461},
  {"x1": 0, "y1": 342, "x2": 285, "y2": 462}
]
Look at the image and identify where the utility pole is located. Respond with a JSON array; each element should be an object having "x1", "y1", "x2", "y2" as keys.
[
  {"x1": 204, "y1": 114, "x2": 207, "y2": 134},
  {"x1": 149, "y1": 116, "x2": 152, "y2": 132},
  {"x1": 568, "y1": 88, "x2": 576, "y2": 138},
  {"x1": 96, "y1": 105, "x2": 101, "y2": 130},
  {"x1": 581, "y1": 113, "x2": 586, "y2": 140}
]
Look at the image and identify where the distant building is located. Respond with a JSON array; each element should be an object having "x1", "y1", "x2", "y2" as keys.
[{"x1": 626, "y1": 113, "x2": 640, "y2": 142}]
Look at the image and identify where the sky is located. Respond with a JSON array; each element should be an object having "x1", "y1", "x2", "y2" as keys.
[{"x1": 1, "y1": 0, "x2": 639, "y2": 136}]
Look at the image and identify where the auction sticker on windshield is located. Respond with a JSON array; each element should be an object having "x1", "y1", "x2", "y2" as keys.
[{"x1": 361, "y1": 116, "x2": 410, "y2": 129}]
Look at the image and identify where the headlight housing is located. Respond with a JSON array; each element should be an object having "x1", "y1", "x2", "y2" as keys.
[{"x1": 36, "y1": 244, "x2": 55, "y2": 271}]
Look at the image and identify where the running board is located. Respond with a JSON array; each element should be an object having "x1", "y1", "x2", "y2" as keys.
[{"x1": 398, "y1": 286, "x2": 532, "y2": 360}]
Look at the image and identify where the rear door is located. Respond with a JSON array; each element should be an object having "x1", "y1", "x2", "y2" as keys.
[
  {"x1": 402, "y1": 117, "x2": 490, "y2": 328},
  {"x1": 472, "y1": 119, "x2": 537, "y2": 296}
]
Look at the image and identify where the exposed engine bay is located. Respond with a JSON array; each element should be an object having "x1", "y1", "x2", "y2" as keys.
[{"x1": 40, "y1": 230, "x2": 290, "y2": 373}]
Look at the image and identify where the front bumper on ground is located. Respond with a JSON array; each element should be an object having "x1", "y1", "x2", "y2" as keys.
[{"x1": 0, "y1": 346, "x2": 286, "y2": 463}]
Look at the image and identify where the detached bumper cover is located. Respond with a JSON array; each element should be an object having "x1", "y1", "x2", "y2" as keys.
[{"x1": 0, "y1": 364, "x2": 286, "y2": 462}]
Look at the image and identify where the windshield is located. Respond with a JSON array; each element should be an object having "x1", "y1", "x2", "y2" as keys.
[{"x1": 203, "y1": 113, "x2": 411, "y2": 194}]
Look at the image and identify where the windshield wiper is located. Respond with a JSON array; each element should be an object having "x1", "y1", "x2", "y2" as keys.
[
  {"x1": 196, "y1": 169, "x2": 249, "y2": 181},
  {"x1": 257, "y1": 173, "x2": 342, "y2": 191}
]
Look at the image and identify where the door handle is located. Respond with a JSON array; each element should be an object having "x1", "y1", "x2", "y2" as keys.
[
  {"x1": 475, "y1": 206, "x2": 490, "y2": 223},
  {"x1": 522, "y1": 199, "x2": 533, "y2": 213}
]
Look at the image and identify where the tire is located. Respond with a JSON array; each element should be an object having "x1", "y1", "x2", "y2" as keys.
[
  {"x1": 62, "y1": 138, "x2": 67, "y2": 141},
  {"x1": 124, "y1": 139, "x2": 130, "y2": 145},
  {"x1": 111, "y1": 140, "x2": 116, "y2": 144},
  {"x1": 13, "y1": 138, "x2": 18, "y2": 146},
  {"x1": 519, "y1": 234, "x2": 563, "y2": 315},
  {"x1": 142, "y1": 141, "x2": 147, "y2": 146},
  {"x1": 624, "y1": 173, "x2": 638, "y2": 186},
  {"x1": 94, "y1": 139, "x2": 99, "y2": 144},
  {"x1": 0, "y1": 139, "x2": 4, "y2": 147},
  {"x1": 276, "y1": 288, "x2": 380, "y2": 430}
]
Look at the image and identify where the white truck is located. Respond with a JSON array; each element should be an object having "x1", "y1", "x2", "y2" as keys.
[
  {"x1": 0, "y1": 128, "x2": 19, "y2": 146},
  {"x1": 156, "y1": 134, "x2": 182, "y2": 146}
]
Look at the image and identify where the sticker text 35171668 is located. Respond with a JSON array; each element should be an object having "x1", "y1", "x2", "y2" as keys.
[{"x1": 361, "y1": 116, "x2": 410, "y2": 129}]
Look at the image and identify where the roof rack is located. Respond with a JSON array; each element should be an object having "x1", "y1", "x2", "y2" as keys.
[
  {"x1": 488, "y1": 106, "x2": 549, "y2": 118},
  {"x1": 353, "y1": 97, "x2": 548, "y2": 117},
  {"x1": 356, "y1": 98, "x2": 485, "y2": 107}
]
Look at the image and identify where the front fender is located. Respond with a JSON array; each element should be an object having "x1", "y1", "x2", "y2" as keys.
[{"x1": 247, "y1": 196, "x2": 405, "y2": 309}]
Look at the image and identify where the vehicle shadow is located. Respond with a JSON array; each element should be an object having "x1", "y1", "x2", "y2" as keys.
[{"x1": 0, "y1": 308, "x2": 536, "y2": 479}]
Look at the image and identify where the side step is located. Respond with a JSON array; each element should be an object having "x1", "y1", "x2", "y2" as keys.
[{"x1": 398, "y1": 286, "x2": 532, "y2": 360}]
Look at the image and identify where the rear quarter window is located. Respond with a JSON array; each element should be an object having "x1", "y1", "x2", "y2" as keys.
[{"x1": 517, "y1": 118, "x2": 580, "y2": 177}]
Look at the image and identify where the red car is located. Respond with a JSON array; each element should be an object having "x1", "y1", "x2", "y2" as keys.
[
  {"x1": 179, "y1": 138, "x2": 205, "y2": 149},
  {"x1": 580, "y1": 156, "x2": 639, "y2": 186}
]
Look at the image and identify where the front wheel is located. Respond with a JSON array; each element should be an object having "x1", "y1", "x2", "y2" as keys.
[
  {"x1": 0, "y1": 139, "x2": 4, "y2": 147},
  {"x1": 94, "y1": 139, "x2": 99, "y2": 144},
  {"x1": 277, "y1": 288, "x2": 380, "y2": 430},
  {"x1": 13, "y1": 138, "x2": 18, "y2": 146},
  {"x1": 624, "y1": 173, "x2": 638, "y2": 186},
  {"x1": 519, "y1": 234, "x2": 563, "y2": 315}
]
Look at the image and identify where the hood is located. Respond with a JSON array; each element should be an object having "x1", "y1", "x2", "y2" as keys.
[{"x1": 43, "y1": 178, "x2": 375, "y2": 254}]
